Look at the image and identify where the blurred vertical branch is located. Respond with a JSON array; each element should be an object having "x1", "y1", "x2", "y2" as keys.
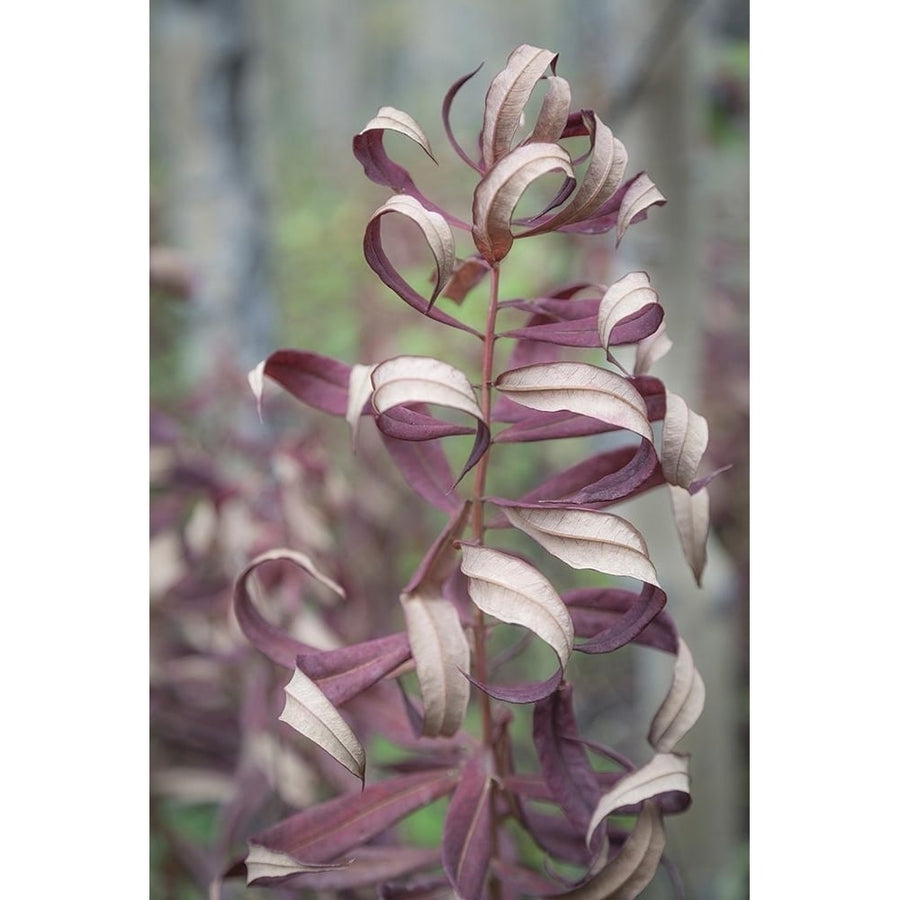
[{"x1": 150, "y1": 0, "x2": 275, "y2": 386}]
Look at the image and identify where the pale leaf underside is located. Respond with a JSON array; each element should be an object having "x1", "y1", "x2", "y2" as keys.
[
  {"x1": 661, "y1": 391, "x2": 709, "y2": 488},
  {"x1": 649, "y1": 637, "x2": 706, "y2": 753},
  {"x1": 669, "y1": 484, "x2": 710, "y2": 586}
]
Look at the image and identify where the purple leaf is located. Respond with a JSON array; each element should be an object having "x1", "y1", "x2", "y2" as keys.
[
  {"x1": 379, "y1": 404, "x2": 477, "y2": 442},
  {"x1": 380, "y1": 432, "x2": 464, "y2": 513},
  {"x1": 442, "y1": 64, "x2": 484, "y2": 171},
  {"x1": 442, "y1": 752, "x2": 494, "y2": 900},
  {"x1": 463, "y1": 666, "x2": 563, "y2": 704},
  {"x1": 296, "y1": 632, "x2": 413, "y2": 706},
  {"x1": 248, "y1": 769, "x2": 460, "y2": 883},
  {"x1": 363, "y1": 214, "x2": 481, "y2": 335},
  {"x1": 251, "y1": 349, "x2": 351, "y2": 417},
  {"x1": 533, "y1": 683, "x2": 601, "y2": 832},
  {"x1": 564, "y1": 586, "x2": 676, "y2": 655},
  {"x1": 233, "y1": 550, "x2": 343, "y2": 669}
]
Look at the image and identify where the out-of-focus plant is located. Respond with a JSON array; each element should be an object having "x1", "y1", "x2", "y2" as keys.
[{"x1": 222, "y1": 45, "x2": 722, "y2": 899}]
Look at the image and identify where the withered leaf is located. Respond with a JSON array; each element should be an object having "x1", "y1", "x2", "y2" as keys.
[
  {"x1": 634, "y1": 321, "x2": 673, "y2": 376},
  {"x1": 233, "y1": 549, "x2": 345, "y2": 669},
  {"x1": 460, "y1": 544, "x2": 574, "y2": 669},
  {"x1": 616, "y1": 172, "x2": 667, "y2": 246},
  {"x1": 562, "y1": 802, "x2": 666, "y2": 899},
  {"x1": 369, "y1": 195, "x2": 457, "y2": 309},
  {"x1": 526, "y1": 74, "x2": 572, "y2": 146},
  {"x1": 472, "y1": 142, "x2": 574, "y2": 265},
  {"x1": 500, "y1": 505, "x2": 660, "y2": 588},
  {"x1": 649, "y1": 637, "x2": 706, "y2": 753},
  {"x1": 565, "y1": 583, "x2": 668, "y2": 655},
  {"x1": 495, "y1": 362, "x2": 652, "y2": 441},
  {"x1": 249, "y1": 350, "x2": 351, "y2": 419},
  {"x1": 443, "y1": 63, "x2": 485, "y2": 170},
  {"x1": 669, "y1": 484, "x2": 710, "y2": 587},
  {"x1": 279, "y1": 666, "x2": 366, "y2": 781},
  {"x1": 481, "y1": 44, "x2": 558, "y2": 169},
  {"x1": 245, "y1": 846, "x2": 347, "y2": 887},
  {"x1": 661, "y1": 391, "x2": 709, "y2": 489},
  {"x1": 597, "y1": 271, "x2": 662, "y2": 353},
  {"x1": 586, "y1": 754, "x2": 690, "y2": 849},
  {"x1": 371, "y1": 355, "x2": 489, "y2": 483}
]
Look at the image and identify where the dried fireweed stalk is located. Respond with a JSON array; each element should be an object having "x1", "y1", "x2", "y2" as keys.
[{"x1": 224, "y1": 45, "x2": 720, "y2": 899}]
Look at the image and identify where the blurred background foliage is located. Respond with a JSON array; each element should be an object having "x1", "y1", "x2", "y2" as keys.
[{"x1": 150, "y1": 2, "x2": 748, "y2": 897}]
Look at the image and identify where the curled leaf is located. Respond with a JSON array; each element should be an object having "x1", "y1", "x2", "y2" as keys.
[
  {"x1": 473, "y1": 142, "x2": 574, "y2": 265},
  {"x1": 233, "y1": 549, "x2": 345, "y2": 669},
  {"x1": 500, "y1": 505, "x2": 660, "y2": 588},
  {"x1": 443, "y1": 63, "x2": 484, "y2": 170},
  {"x1": 597, "y1": 271, "x2": 662, "y2": 352},
  {"x1": 526, "y1": 74, "x2": 572, "y2": 146},
  {"x1": 245, "y1": 846, "x2": 348, "y2": 887},
  {"x1": 495, "y1": 362, "x2": 652, "y2": 441},
  {"x1": 566, "y1": 583, "x2": 668, "y2": 655},
  {"x1": 249, "y1": 350, "x2": 351, "y2": 418},
  {"x1": 562, "y1": 802, "x2": 666, "y2": 899},
  {"x1": 661, "y1": 391, "x2": 709, "y2": 488},
  {"x1": 460, "y1": 544, "x2": 573, "y2": 670},
  {"x1": 371, "y1": 355, "x2": 489, "y2": 483},
  {"x1": 634, "y1": 321, "x2": 673, "y2": 376},
  {"x1": 669, "y1": 484, "x2": 710, "y2": 586},
  {"x1": 616, "y1": 172, "x2": 667, "y2": 246},
  {"x1": 586, "y1": 754, "x2": 691, "y2": 848},
  {"x1": 369, "y1": 195, "x2": 456, "y2": 310},
  {"x1": 649, "y1": 637, "x2": 706, "y2": 753},
  {"x1": 279, "y1": 666, "x2": 366, "y2": 781},
  {"x1": 481, "y1": 44, "x2": 558, "y2": 169},
  {"x1": 358, "y1": 106, "x2": 436, "y2": 163},
  {"x1": 379, "y1": 433, "x2": 463, "y2": 513}
]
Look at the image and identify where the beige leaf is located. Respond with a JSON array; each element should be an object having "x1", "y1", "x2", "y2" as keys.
[
  {"x1": 358, "y1": 105, "x2": 436, "y2": 162},
  {"x1": 526, "y1": 75, "x2": 572, "y2": 145},
  {"x1": 669, "y1": 484, "x2": 710, "y2": 587},
  {"x1": 597, "y1": 272, "x2": 659, "y2": 351},
  {"x1": 472, "y1": 143, "x2": 574, "y2": 265},
  {"x1": 496, "y1": 362, "x2": 652, "y2": 441},
  {"x1": 661, "y1": 391, "x2": 709, "y2": 488},
  {"x1": 634, "y1": 321, "x2": 673, "y2": 376},
  {"x1": 586, "y1": 753, "x2": 690, "y2": 848},
  {"x1": 346, "y1": 363, "x2": 375, "y2": 448},
  {"x1": 370, "y1": 195, "x2": 456, "y2": 305},
  {"x1": 246, "y1": 844, "x2": 348, "y2": 885},
  {"x1": 459, "y1": 544, "x2": 573, "y2": 668},
  {"x1": 563, "y1": 802, "x2": 665, "y2": 899},
  {"x1": 279, "y1": 666, "x2": 366, "y2": 781},
  {"x1": 616, "y1": 172, "x2": 666, "y2": 246},
  {"x1": 482, "y1": 44, "x2": 558, "y2": 169},
  {"x1": 400, "y1": 592, "x2": 471, "y2": 737},
  {"x1": 649, "y1": 637, "x2": 706, "y2": 753},
  {"x1": 502, "y1": 506, "x2": 660, "y2": 588},
  {"x1": 371, "y1": 355, "x2": 484, "y2": 424}
]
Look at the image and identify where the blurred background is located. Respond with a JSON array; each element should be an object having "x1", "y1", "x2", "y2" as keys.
[{"x1": 149, "y1": 1, "x2": 748, "y2": 897}]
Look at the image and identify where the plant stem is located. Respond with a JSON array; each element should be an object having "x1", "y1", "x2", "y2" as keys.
[
  {"x1": 471, "y1": 264, "x2": 501, "y2": 740},
  {"x1": 471, "y1": 265, "x2": 502, "y2": 900}
]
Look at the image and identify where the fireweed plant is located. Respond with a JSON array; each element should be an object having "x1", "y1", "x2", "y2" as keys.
[{"x1": 227, "y1": 45, "x2": 719, "y2": 898}]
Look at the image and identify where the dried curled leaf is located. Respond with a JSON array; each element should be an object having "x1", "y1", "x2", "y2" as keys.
[
  {"x1": 245, "y1": 847, "x2": 348, "y2": 887},
  {"x1": 481, "y1": 44, "x2": 558, "y2": 169},
  {"x1": 369, "y1": 195, "x2": 457, "y2": 309},
  {"x1": 279, "y1": 666, "x2": 366, "y2": 781},
  {"x1": 371, "y1": 355, "x2": 489, "y2": 483},
  {"x1": 597, "y1": 271, "x2": 662, "y2": 352},
  {"x1": 586, "y1": 754, "x2": 691, "y2": 848},
  {"x1": 669, "y1": 484, "x2": 710, "y2": 587},
  {"x1": 500, "y1": 505, "x2": 660, "y2": 588},
  {"x1": 661, "y1": 391, "x2": 709, "y2": 488},
  {"x1": 460, "y1": 544, "x2": 574, "y2": 669},
  {"x1": 616, "y1": 172, "x2": 667, "y2": 246},
  {"x1": 249, "y1": 350, "x2": 351, "y2": 419},
  {"x1": 634, "y1": 321, "x2": 673, "y2": 376},
  {"x1": 359, "y1": 106, "x2": 436, "y2": 163},
  {"x1": 649, "y1": 637, "x2": 706, "y2": 753},
  {"x1": 472, "y1": 142, "x2": 574, "y2": 265},
  {"x1": 562, "y1": 802, "x2": 666, "y2": 899},
  {"x1": 526, "y1": 74, "x2": 572, "y2": 146},
  {"x1": 495, "y1": 362, "x2": 652, "y2": 441}
]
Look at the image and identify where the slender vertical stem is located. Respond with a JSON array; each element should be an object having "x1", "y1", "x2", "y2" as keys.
[
  {"x1": 470, "y1": 264, "x2": 501, "y2": 742},
  {"x1": 470, "y1": 265, "x2": 503, "y2": 900}
]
